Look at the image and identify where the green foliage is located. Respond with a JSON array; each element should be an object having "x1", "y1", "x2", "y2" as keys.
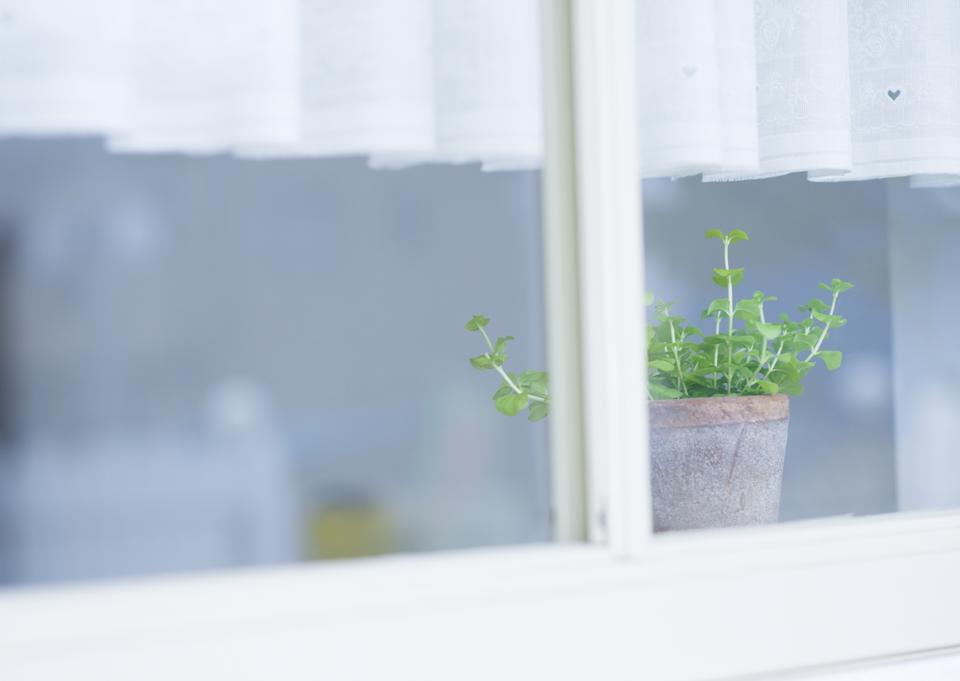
[
  {"x1": 467, "y1": 229, "x2": 852, "y2": 418},
  {"x1": 465, "y1": 316, "x2": 549, "y2": 420},
  {"x1": 464, "y1": 314, "x2": 490, "y2": 332},
  {"x1": 646, "y1": 229, "x2": 852, "y2": 399}
]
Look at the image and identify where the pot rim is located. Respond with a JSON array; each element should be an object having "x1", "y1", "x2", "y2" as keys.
[{"x1": 648, "y1": 394, "x2": 789, "y2": 428}]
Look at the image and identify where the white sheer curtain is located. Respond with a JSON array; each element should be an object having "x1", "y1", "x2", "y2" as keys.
[
  {"x1": 112, "y1": 0, "x2": 302, "y2": 154},
  {"x1": 239, "y1": 0, "x2": 436, "y2": 160},
  {"x1": 817, "y1": 0, "x2": 960, "y2": 182},
  {"x1": 3, "y1": 0, "x2": 960, "y2": 182},
  {"x1": 0, "y1": 0, "x2": 130, "y2": 136},
  {"x1": 0, "y1": 0, "x2": 541, "y2": 169},
  {"x1": 640, "y1": 0, "x2": 960, "y2": 184}
]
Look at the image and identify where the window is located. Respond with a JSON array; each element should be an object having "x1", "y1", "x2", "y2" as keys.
[
  {"x1": 631, "y1": 0, "x2": 960, "y2": 535},
  {"x1": 0, "y1": 0, "x2": 569, "y2": 589},
  {"x1": 0, "y1": 142, "x2": 555, "y2": 586},
  {"x1": 643, "y1": 175, "x2": 960, "y2": 527},
  {"x1": 5, "y1": 3, "x2": 960, "y2": 680}
]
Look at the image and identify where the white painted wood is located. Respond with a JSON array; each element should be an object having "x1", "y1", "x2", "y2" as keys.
[
  {"x1": 4, "y1": 510, "x2": 960, "y2": 681},
  {"x1": 791, "y1": 651, "x2": 960, "y2": 681},
  {"x1": 541, "y1": 0, "x2": 588, "y2": 542},
  {"x1": 570, "y1": 0, "x2": 651, "y2": 552}
]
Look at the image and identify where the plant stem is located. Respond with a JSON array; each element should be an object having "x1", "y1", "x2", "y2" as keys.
[
  {"x1": 713, "y1": 311, "x2": 721, "y2": 389},
  {"x1": 805, "y1": 292, "x2": 839, "y2": 361},
  {"x1": 484, "y1": 354, "x2": 547, "y2": 402},
  {"x1": 478, "y1": 327, "x2": 495, "y2": 353},
  {"x1": 668, "y1": 318, "x2": 687, "y2": 396},
  {"x1": 480, "y1": 327, "x2": 545, "y2": 400},
  {"x1": 478, "y1": 326, "x2": 547, "y2": 403},
  {"x1": 764, "y1": 340, "x2": 785, "y2": 378},
  {"x1": 724, "y1": 239, "x2": 734, "y2": 394},
  {"x1": 745, "y1": 333, "x2": 779, "y2": 390},
  {"x1": 756, "y1": 300, "x2": 769, "y2": 377}
]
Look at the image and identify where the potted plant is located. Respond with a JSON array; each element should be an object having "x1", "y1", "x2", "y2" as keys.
[{"x1": 467, "y1": 229, "x2": 852, "y2": 532}]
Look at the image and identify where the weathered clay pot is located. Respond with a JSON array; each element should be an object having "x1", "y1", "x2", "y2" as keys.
[{"x1": 649, "y1": 394, "x2": 789, "y2": 532}]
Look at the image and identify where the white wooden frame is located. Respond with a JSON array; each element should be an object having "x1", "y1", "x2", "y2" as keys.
[{"x1": 4, "y1": 1, "x2": 960, "y2": 679}]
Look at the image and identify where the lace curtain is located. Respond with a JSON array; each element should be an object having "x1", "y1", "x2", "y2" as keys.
[{"x1": 2, "y1": 0, "x2": 960, "y2": 183}]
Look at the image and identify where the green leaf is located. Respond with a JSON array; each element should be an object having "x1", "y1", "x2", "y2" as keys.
[
  {"x1": 811, "y1": 310, "x2": 847, "y2": 327},
  {"x1": 705, "y1": 229, "x2": 725, "y2": 240},
  {"x1": 528, "y1": 401, "x2": 549, "y2": 422},
  {"x1": 776, "y1": 381, "x2": 804, "y2": 396},
  {"x1": 783, "y1": 334, "x2": 817, "y2": 351},
  {"x1": 648, "y1": 383, "x2": 682, "y2": 400},
  {"x1": 470, "y1": 355, "x2": 494, "y2": 370},
  {"x1": 703, "y1": 298, "x2": 730, "y2": 318},
  {"x1": 830, "y1": 278, "x2": 854, "y2": 294},
  {"x1": 654, "y1": 301, "x2": 675, "y2": 319},
  {"x1": 799, "y1": 298, "x2": 829, "y2": 314},
  {"x1": 734, "y1": 298, "x2": 760, "y2": 322},
  {"x1": 700, "y1": 334, "x2": 729, "y2": 348},
  {"x1": 645, "y1": 292, "x2": 655, "y2": 306},
  {"x1": 495, "y1": 391, "x2": 529, "y2": 416},
  {"x1": 517, "y1": 370, "x2": 548, "y2": 395},
  {"x1": 492, "y1": 385, "x2": 514, "y2": 399},
  {"x1": 729, "y1": 335, "x2": 756, "y2": 349},
  {"x1": 465, "y1": 314, "x2": 490, "y2": 332},
  {"x1": 818, "y1": 350, "x2": 843, "y2": 370},
  {"x1": 755, "y1": 322, "x2": 782, "y2": 340},
  {"x1": 727, "y1": 229, "x2": 749, "y2": 243},
  {"x1": 756, "y1": 380, "x2": 780, "y2": 395},
  {"x1": 494, "y1": 336, "x2": 514, "y2": 354},
  {"x1": 712, "y1": 267, "x2": 745, "y2": 287},
  {"x1": 649, "y1": 359, "x2": 676, "y2": 372}
]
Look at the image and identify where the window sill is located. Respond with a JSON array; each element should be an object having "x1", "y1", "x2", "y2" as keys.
[{"x1": 4, "y1": 510, "x2": 960, "y2": 680}]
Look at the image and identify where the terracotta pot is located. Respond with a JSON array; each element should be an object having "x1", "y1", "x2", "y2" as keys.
[{"x1": 648, "y1": 394, "x2": 789, "y2": 532}]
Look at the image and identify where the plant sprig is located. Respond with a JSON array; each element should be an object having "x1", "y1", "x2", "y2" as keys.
[
  {"x1": 465, "y1": 315, "x2": 549, "y2": 421},
  {"x1": 467, "y1": 229, "x2": 851, "y2": 419},
  {"x1": 646, "y1": 229, "x2": 852, "y2": 399}
]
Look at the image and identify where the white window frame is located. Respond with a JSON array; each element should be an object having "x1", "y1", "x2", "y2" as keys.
[{"x1": 4, "y1": 2, "x2": 960, "y2": 679}]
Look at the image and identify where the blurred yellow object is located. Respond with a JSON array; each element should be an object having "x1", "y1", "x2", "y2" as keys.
[{"x1": 306, "y1": 502, "x2": 394, "y2": 560}]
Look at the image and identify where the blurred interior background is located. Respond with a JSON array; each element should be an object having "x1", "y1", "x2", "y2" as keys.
[{"x1": 0, "y1": 139, "x2": 551, "y2": 586}]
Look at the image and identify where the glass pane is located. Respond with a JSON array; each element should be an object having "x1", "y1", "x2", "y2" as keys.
[
  {"x1": 634, "y1": 0, "x2": 960, "y2": 533},
  {"x1": 0, "y1": 142, "x2": 551, "y2": 586},
  {"x1": 888, "y1": 185, "x2": 960, "y2": 511},
  {"x1": 643, "y1": 176, "x2": 896, "y2": 528}
]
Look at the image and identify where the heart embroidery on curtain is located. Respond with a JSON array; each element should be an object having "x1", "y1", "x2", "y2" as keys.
[
  {"x1": 682, "y1": 66, "x2": 698, "y2": 77},
  {"x1": 888, "y1": 89, "x2": 902, "y2": 101}
]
